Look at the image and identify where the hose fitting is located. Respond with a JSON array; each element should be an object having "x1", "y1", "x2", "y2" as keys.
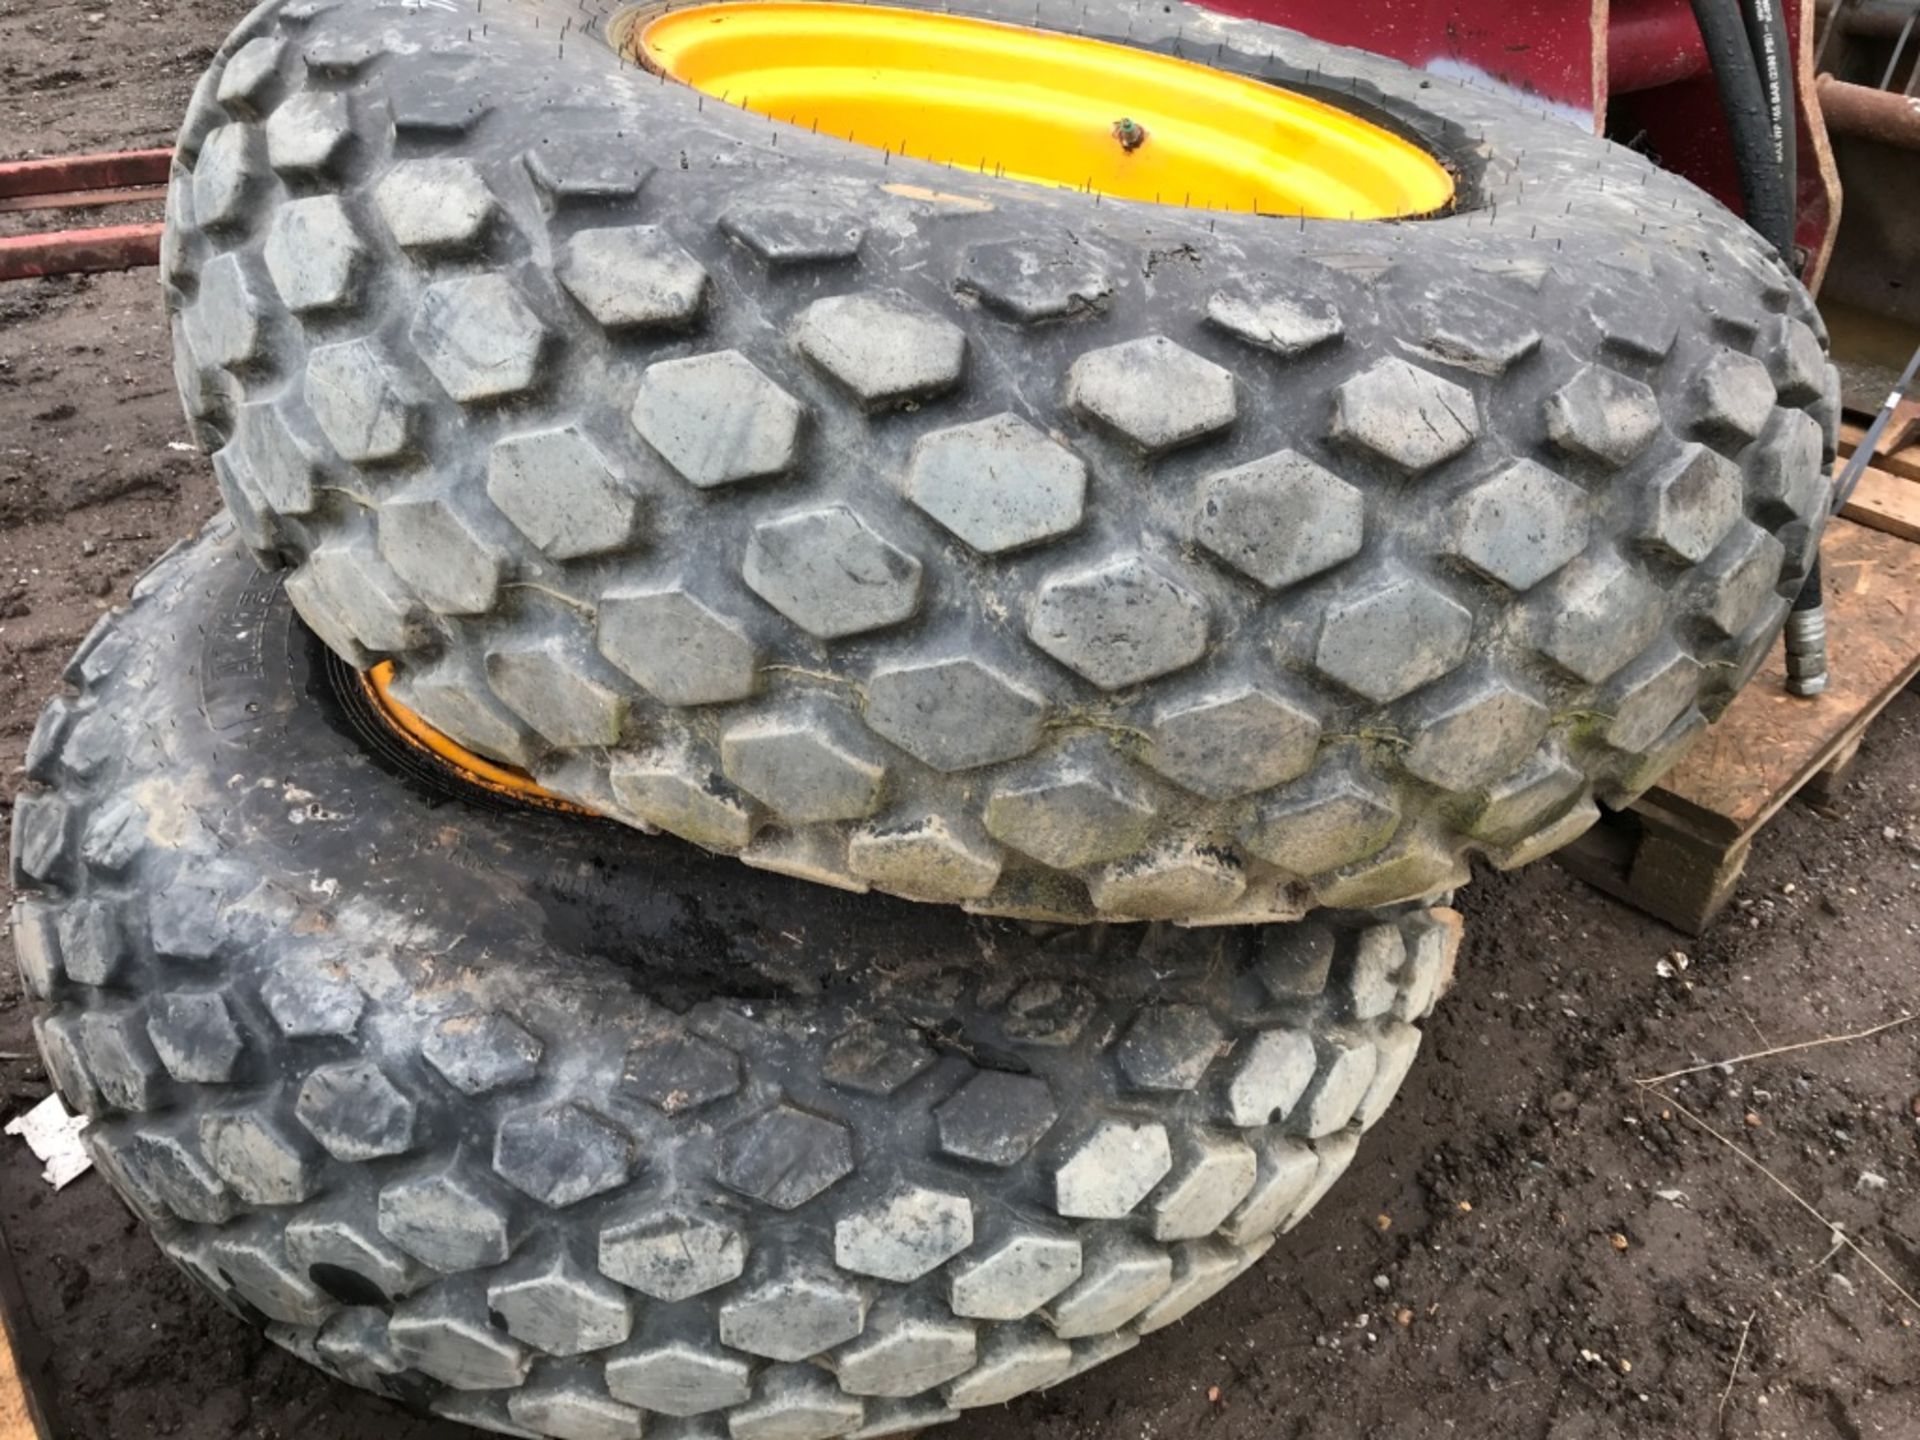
[{"x1": 1783, "y1": 605, "x2": 1829, "y2": 696}]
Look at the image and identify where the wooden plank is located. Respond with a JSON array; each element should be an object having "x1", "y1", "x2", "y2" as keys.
[
  {"x1": 1838, "y1": 421, "x2": 1920, "y2": 482},
  {"x1": 1641, "y1": 518, "x2": 1920, "y2": 844},
  {"x1": 1840, "y1": 464, "x2": 1920, "y2": 543}
]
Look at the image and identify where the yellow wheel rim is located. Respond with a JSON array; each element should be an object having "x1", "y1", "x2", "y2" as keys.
[
  {"x1": 632, "y1": 2, "x2": 1455, "y2": 218},
  {"x1": 362, "y1": 662, "x2": 584, "y2": 813}
]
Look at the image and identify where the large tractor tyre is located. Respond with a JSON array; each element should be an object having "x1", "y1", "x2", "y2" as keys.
[
  {"x1": 165, "y1": 0, "x2": 1835, "y2": 925},
  {"x1": 10, "y1": 522, "x2": 1460, "y2": 1440}
]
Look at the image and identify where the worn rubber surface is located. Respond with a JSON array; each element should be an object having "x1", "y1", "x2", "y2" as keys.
[
  {"x1": 11, "y1": 523, "x2": 1459, "y2": 1439},
  {"x1": 165, "y1": 0, "x2": 1836, "y2": 924}
]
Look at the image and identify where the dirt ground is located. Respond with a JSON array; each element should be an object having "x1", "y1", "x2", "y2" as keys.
[{"x1": 3, "y1": 3, "x2": 1918, "y2": 1437}]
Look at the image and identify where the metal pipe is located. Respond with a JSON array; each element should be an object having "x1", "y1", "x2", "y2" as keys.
[{"x1": 1816, "y1": 72, "x2": 1920, "y2": 143}]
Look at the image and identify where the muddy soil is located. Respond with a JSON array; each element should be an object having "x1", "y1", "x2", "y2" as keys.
[{"x1": 2, "y1": 3, "x2": 1916, "y2": 1436}]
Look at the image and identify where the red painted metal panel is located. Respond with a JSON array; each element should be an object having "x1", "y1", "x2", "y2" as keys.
[
  {"x1": 0, "y1": 223, "x2": 165, "y2": 283},
  {"x1": 0, "y1": 149, "x2": 173, "y2": 201},
  {"x1": 1199, "y1": 0, "x2": 1603, "y2": 124}
]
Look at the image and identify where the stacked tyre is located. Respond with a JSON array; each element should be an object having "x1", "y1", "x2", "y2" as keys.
[{"x1": 11, "y1": 0, "x2": 1833, "y2": 1434}]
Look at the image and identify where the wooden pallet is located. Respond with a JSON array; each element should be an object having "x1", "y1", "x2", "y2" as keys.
[{"x1": 1557, "y1": 511, "x2": 1920, "y2": 933}]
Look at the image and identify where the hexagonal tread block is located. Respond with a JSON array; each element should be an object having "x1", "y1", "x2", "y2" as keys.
[
  {"x1": 599, "y1": 1209, "x2": 746, "y2": 1300},
  {"x1": 387, "y1": 1297, "x2": 533, "y2": 1397},
  {"x1": 721, "y1": 705, "x2": 887, "y2": 822},
  {"x1": 1115, "y1": 1004, "x2": 1224, "y2": 1092},
  {"x1": 599, "y1": 582, "x2": 757, "y2": 705},
  {"x1": 1445, "y1": 459, "x2": 1591, "y2": 592},
  {"x1": 374, "y1": 158, "x2": 495, "y2": 251},
  {"x1": 1195, "y1": 448, "x2": 1363, "y2": 591},
  {"x1": 792, "y1": 293, "x2": 966, "y2": 410},
  {"x1": 722, "y1": 203, "x2": 864, "y2": 265},
  {"x1": 1219, "y1": 1135, "x2": 1318, "y2": 1244},
  {"x1": 718, "y1": 1267, "x2": 868, "y2": 1360},
  {"x1": 1329, "y1": 358, "x2": 1478, "y2": 474},
  {"x1": 1027, "y1": 552, "x2": 1209, "y2": 690},
  {"x1": 1143, "y1": 684, "x2": 1321, "y2": 800},
  {"x1": 198, "y1": 1108, "x2": 317, "y2": 1205},
  {"x1": 1132, "y1": 1240, "x2": 1253, "y2": 1334},
  {"x1": 422, "y1": 1011, "x2": 542, "y2": 1095},
  {"x1": 1641, "y1": 443, "x2": 1743, "y2": 564},
  {"x1": 304, "y1": 338, "x2": 414, "y2": 463},
  {"x1": 982, "y1": 756, "x2": 1156, "y2": 870},
  {"x1": 606, "y1": 1340, "x2": 753, "y2": 1416},
  {"x1": 210, "y1": 1231, "x2": 331, "y2": 1326},
  {"x1": 632, "y1": 350, "x2": 803, "y2": 488},
  {"x1": 264, "y1": 195, "x2": 365, "y2": 314},
  {"x1": 1042, "y1": 1232, "x2": 1172, "y2": 1338},
  {"x1": 847, "y1": 814, "x2": 1004, "y2": 900},
  {"x1": 296, "y1": 1060, "x2": 417, "y2": 1161},
  {"x1": 943, "y1": 1325, "x2": 1073, "y2": 1408},
  {"x1": 488, "y1": 426, "x2": 643, "y2": 561},
  {"x1": 260, "y1": 965, "x2": 364, "y2": 1037},
  {"x1": 217, "y1": 37, "x2": 286, "y2": 114},
  {"x1": 1220, "y1": 1027, "x2": 1317, "y2": 1127},
  {"x1": 744, "y1": 505, "x2": 922, "y2": 639},
  {"x1": 378, "y1": 495, "x2": 504, "y2": 616},
  {"x1": 146, "y1": 993, "x2": 245, "y2": 1084},
  {"x1": 958, "y1": 237, "x2": 1112, "y2": 322},
  {"x1": 821, "y1": 1022, "x2": 936, "y2": 1097},
  {"x1": 1150, "y1": 1132, "x2": 1259, "y2": 1241},
  {"x1": 1051, "y1": 1118, "x2": 1172, "y2": 1219},
  {"x1": 730, "y1": 1368, "x2": 866, "y2": 1440},
  {"x1": 1690, "y1": 347, "x2": 1776, "y2": 443},
  {"x1": 286, "y1": 1209, "x2": 423, "y2": 1304},
  {"x1": 862, "y1": 655, "x2": 1045, "y2": 772},
  {"x1": 1314, "y1": 576, "x2": 1473, "y2": 702},
  {"x1": 486, "y1": 639, "x2": 627, "y2": 749},
  {"x1": 191, "y1": 123, "x2": 263, "y2": 230},
  {"x1": 834, "y1": 1306, "x2": 979, "y2": 1397},
  {"x1": 182, "y1": 253, "x2": 266, "y2": 371},
  {"x1": 1399, "y1": 676, "x2": 1552, "y2": 795},
  {"x1": 1537, "y1": 552, "x2": 1664, "y2": 684},
  {"x1": 559, "y1": 225, "x2": 709, "y2": 331},
  {"x1": 1067, "y1": 335, "x2": 1235, "y2": 453},
  {"x1": 377, "y1": 1166, "x2": 515, "y2": 1270},
  {"x1": 522, "y1": 134, "x2": 652, "y2": 201},
  {"x1": 1205, "y1": 286, "x2": 1342, "y2": 357},
  {"x1": 1544, "y1": 364, "x2": 1663, "y2": 469},
  {"x1": 905, "y1": 412, "x2": 1087, "y2": 554},
  {"x1": 1603, "y1": 650, "x2": 1702, "y2": 753},
  {"x1": 1086, "y1": 843, "x2": 1246, "y2": 920},
  {"x1": 935, "y1": 1071, "x2": 1058, "y2": 1167},
  {"x1": 609, "y1": 745, "x2": 756, "y2": 851},
  {"x1": 718, "y1": 1102, "x2": 854, "y2": 1210},
  {"x1": 487, "y1": 1250, "x2": 634, "y2": 1356},
  {"x1": 948, "y1": 1228, "x2": 1082, "y2": 1320},
  {"x1": 229, "y1": 401, "x2": 319, "y2": 516},
  {"x1": 493, "y1": 1100, "x2": 633, "y2": 1208},
  {"x1": 618, "y1": 1024, "x2": 740, "y2": 1115},
  {"x1": 265, "y1": 90, "x2": 351, "y2": 175},
  {"x1": 834, "y1": 1184, "x2": 974, "y2": 1281},
  {"x1": 1295, "y1": 1037, "x2": 1379, "y2": 1137},
  {"x1": 509, "y1": 1382, "x2": 643, "y2": 1440},
  {"x1": 411, "y1": 275, "x2": 548, "y2": 404}
]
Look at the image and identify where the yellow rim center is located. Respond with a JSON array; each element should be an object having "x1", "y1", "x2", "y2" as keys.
[
  {"x1": 633, "y1": 2, "x2": 1455, "y2": 218},
  {"x1": 363, "y1": 663, "x2": 582, "y2": 812}
]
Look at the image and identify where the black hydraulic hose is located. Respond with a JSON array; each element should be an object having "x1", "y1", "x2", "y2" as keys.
[
  {"x1": 1740, "y1": 0, "x2": 1798, "y2": 250},
  {"x1": 1687, "y1": 0, "x2": 1797, "y2": 258}
]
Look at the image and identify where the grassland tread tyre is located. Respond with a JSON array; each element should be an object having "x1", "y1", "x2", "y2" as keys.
[
  {"x1": 11, "y1": 522, "x2": 1460, "y2": 1440},
  {"x1": 165, "y1": 0, "x2": 1835, "y2": 924}
]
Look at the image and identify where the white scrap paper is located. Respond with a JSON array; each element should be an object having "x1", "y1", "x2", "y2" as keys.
[{"x1": 5, "y1": 1093, "x2": 92, "y2": 1189}]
